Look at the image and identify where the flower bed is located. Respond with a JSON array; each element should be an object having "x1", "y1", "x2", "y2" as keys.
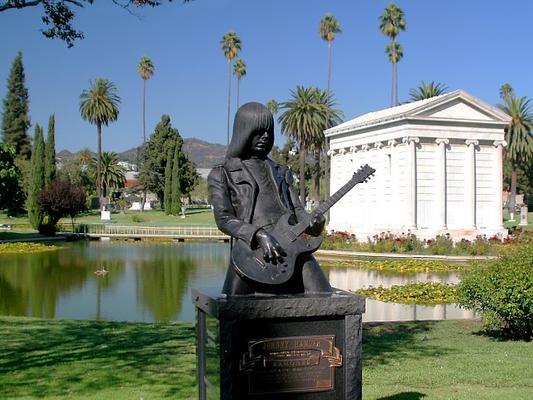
[{"x1": 322, "y1": 228, "x2": 533, "y2": 256}]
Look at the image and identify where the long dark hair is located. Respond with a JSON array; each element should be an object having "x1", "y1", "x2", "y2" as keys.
[{"x1": 226, "y1": 102, "x2": 274, "y2": 159}]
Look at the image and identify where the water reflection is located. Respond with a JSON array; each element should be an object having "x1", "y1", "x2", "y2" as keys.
[
  {"x1": 0, "y1": 241, "x2": 228, "y2": 322},
  {"x1": 0, "y1": 242, "x2": 474, "y2": 323},
  {"x1": 327, "y1": 266, "x2": 475, "y2": 322}
]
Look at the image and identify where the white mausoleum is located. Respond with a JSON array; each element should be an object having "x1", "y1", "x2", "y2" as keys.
[{"x1": 325, "y1": 90, "x2": 510, "y2": 241}]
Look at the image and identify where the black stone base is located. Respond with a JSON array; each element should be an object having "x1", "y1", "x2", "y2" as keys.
[{"x1": 192, "y1": 288, "x2": 365, "y2": 400}]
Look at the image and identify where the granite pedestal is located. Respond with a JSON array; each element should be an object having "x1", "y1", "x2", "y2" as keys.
[{"x1": 192, "y1": 288, "x2": 365, "y2": 400}]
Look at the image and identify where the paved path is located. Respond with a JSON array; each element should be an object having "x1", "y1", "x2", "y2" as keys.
[{"x1": 315, "y1": 249, "x2": 497, "y2": 261}]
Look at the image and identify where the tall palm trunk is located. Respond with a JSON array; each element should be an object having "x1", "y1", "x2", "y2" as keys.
[
  {"x1": 142, "y1": 80, "x2": 146, "y2": 142},
  {"x1": 226, "y1": 60, "x2": 232, "y2": 145},
  {"x1": 392, "y1": 62, "x2": 398, "y2": 107},
  {"x1": 236, "y1": 78, "x2": 240, "y2": 109},
  {"x1": 314, "y1": 150, "x2": 320, "y2": 202},
  {"x1": 391, "y1": 38, "x2": 398, "y2": 107},
  {"x1": 327, "y1": 42, "x2": 333, "y2": 97},
  {"x1": 323, "y1": 41, "x2": 333, "y2": 202},
  {"x1": 510, "y1": 164, "x2": 518, "y2": 220},
  {"x1": 97, "y1": 122, "x2": 102, "y2": 208},
  {"x1": 141, "y1": 80, "x2": 147, "y2": 213},
  {"x1": 390, "y1": 57, "x2": 395, "y2": 107},
  {"x1": 299, "y1": 148, "x2": 306, "y2": 205}
]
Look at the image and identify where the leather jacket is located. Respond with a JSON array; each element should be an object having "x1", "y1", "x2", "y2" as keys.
[{"x1": 207, "y1": 157, "x2": 306, "y2": 246}]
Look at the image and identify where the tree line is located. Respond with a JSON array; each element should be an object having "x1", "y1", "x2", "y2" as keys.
[
  {"x1": 2, "y1": 1, "x2": 532, "y2": 219},
  {"x1": 0, "y1": 50, "x2": 199, "y2": 233}
]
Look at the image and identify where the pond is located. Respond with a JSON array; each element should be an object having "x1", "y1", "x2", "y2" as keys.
[{"x1": 0, "y1": 241, "x2": 474, "y2": 323}]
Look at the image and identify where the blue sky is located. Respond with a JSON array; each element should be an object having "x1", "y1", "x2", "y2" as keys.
[{"x1": 1, "y1": 0, "x2": 532, "y2": 153}]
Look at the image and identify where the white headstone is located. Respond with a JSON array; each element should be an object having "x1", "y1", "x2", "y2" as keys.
[
  {"x1": 519, "y1": 206, "x2": 528, "y2": 226},
  {"x1": 101, "y1": 210, "x2": 111, "y2": 221}
]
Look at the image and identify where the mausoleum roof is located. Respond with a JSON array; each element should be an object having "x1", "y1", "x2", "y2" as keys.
[{"x1": 325, "y1": 90, "x2": 511, "y2": 137}]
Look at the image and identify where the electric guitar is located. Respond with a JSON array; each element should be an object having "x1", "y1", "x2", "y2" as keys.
[{"x1": 231, "y1": 164, "x2": 375, "y2": 285}]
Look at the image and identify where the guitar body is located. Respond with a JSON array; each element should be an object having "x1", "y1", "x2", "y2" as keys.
[
  {"x1": 230, "y1": 164, "x2": 375, "y2": 286},
  {"x1": 232, "y1": 212, "x2": 323, "y2": 285}
]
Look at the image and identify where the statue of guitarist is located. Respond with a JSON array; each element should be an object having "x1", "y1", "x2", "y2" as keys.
[{"x1": 208, "y1": 102, "x2": 332, "y2": 295}]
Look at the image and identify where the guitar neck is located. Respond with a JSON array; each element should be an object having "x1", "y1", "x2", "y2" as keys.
[{"x1": 314, "y1": 177, "x2": 360, "y2": 217}]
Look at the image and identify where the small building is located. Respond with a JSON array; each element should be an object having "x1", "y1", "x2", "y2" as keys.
[{"x1": 325, "y1": 90, "x2": 510, "y2": 241}]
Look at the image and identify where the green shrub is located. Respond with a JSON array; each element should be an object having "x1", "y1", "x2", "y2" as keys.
[
  {"x1": 131, "y1": 214, "x2": 146, "y2": 223},
  {"x1": 367, "y1": 232, "x2": 425, "y2": 253},
  {"x1": 321, "y1": 231, "x2": 369, "y2": 251},
  {"x1": 427, "y1": 234, "x2": 454, "y2": 255},
  {"x1": 457, "y1": 244, "x2": 533, "y2": 340}
]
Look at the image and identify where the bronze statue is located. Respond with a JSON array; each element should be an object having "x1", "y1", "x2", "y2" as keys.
[
  {"x1": 208, "y1": 102, "x2": 375, "y2": 296},
  {"x1": 208, "y1": 102, "x2": 331, "y2": 295}
]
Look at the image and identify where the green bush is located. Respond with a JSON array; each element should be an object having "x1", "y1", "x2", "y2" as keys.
[
  {"x1": 457, "y1": 244, "x2": 533, "y2": 340},
  {"x1": 427, "y1": 234, "x2": 454, "y2": 255},
  {"x1": 131, "y1": 214, "x2": 146, "y2": 223},
  {"x1": 368, "y1": 232, "x2": 425, "y2": 253}
]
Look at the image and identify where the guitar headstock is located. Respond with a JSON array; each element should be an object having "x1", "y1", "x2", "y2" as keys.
[{"x1": 352, "y1": 164, "x2": 376, "y2": 183}]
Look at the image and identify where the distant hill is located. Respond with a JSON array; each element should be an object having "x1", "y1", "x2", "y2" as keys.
[
  {"x1": 182, "y1": 138, "x2": 226, "y2": 167},
  {"x1": 57, "y1": 138, "x2": 226, "y2": 168}
]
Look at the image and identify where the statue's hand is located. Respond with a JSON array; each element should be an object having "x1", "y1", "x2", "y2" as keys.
[
  {"x1": 307, "y1": 213, "x2": 325, "y2": 236},
  {"x1": 255, "y1": 229, "x2": 285, "y2": 262}
]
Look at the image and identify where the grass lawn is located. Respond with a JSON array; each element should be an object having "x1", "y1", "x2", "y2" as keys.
[
  {"x1": 363, "y1": 320, "x2": 532, "y2": 399},
  {"x1": 1, "y1": 318, "x2": 531, "y2": 399},
  {"x1": 58, "y1": 208, "x2": 217, "y2": 227},
  {"x1": 503, "y1": 210, "x2": 533, "y2": 229},
  {"x1": 0, "y1": 317, "x2": 196, "y2": 399}
]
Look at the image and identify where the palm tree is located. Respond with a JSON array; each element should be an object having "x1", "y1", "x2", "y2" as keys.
[
  {"x1": 409, "y1": 81, "x2": 448, "y2": 101},
  {"x1": 220, "y1": 31, "x2": 242, "y2": 145},
  {"x1": 233, "y1": 59, "x2": 247, "y2": 108},
  {"x1": 279, "y1": 86, "x2": 337, "y2": 204},
  {"x1": 499, "y1": 83, "x2": 514, "y2": 101},
  {"x1": 79, "y1": 78, "x2": 121, "y2": 206},
  {"x1": 498, "y1": 94, "x2": 533, "y2": 220},
  {"x1": 137, "y1": 56, "x2": 155, "y2": 143},
  {"x1": 137, "y1": 56, "x2": 155, "y2": 212},
  {"x1": 384, "y1": 41, "x2": 404, "y2": 106},
  {"x1": 319, "y1": 13, "x2": 341, "y2": 201},
  {"x1": 78, "y1": 147, "x2": 92, "y2": 164},
  {"x1": 266, "y1": 99, "x2": 279, "y2": 115},
  {"x1": 91, "y1": 152, "x2": 126, "y2": 200},
  {"x1": 379, "y1": 2, "x2": 406, "y2": 106},
  {"x1": 320, "y1": 13, "x2": 341, "y2": 101}
]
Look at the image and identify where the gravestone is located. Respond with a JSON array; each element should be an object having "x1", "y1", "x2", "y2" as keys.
[
  {"x1": 520, "y1": 205, "x2": 528, "y2": 226},
  {"x1": 100, "y1": 210, "x2": 111, "y2": 221}
]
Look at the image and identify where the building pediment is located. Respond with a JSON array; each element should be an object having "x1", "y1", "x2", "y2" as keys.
[{"x1": 325, "y1": 90, "x2": 511, "y2": 138}]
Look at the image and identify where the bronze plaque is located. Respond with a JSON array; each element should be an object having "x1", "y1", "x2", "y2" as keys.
[{"x1": 240, "y1": 335, "x2": 342, "y2": 395}]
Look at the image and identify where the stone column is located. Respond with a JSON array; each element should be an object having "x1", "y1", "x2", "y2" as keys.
[
  {"x1": 388, "y1": 140, "x2": 398, "y2": 229},
  {"x1": 435, "y1": 138, "x2": 449, "y2": 229},
  {"x1": 327, "y1": 149, "x2": 335, "y2": 196},
  {"x1": 402, "y1": 137, "x2": 419, "y2": 229},
  {"x1": 493, "y1": 140, "x2": 507, "y2": 229},
  {"x1": 465, "y1": 140, "x2": 479, "y2": 229}
]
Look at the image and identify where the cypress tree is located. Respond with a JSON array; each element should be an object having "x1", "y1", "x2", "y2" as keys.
[
  {"x1": 170, "y1": 138, "x2": 182, "y2": 215},
  {"x1": 163, "y1": 148, "x2": 173, "y2": 215},
  {"x1": 138, "y1": 115, "x2": 178, "y2": 204},
  {"x1": 27, "y1": 125, "x2": 45, "y2": 229},
  {"x1": 1, "y1": 52, "x2": 31, "y2": 159},
  {"x1": 44, "y1": 114, "x2": 56, "y2": 186}
]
